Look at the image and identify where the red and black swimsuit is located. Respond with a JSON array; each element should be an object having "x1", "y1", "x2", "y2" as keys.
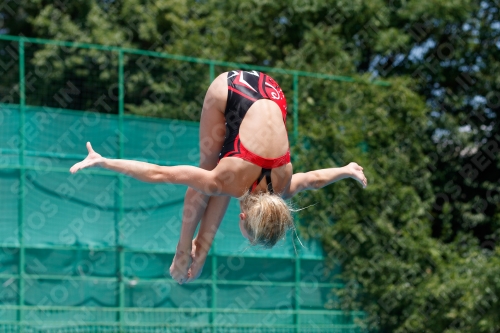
[{"x1": 219, "y1": 70, "x2": 290, "y2": 194}]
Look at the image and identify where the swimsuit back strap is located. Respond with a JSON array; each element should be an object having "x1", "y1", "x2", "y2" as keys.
[
  {"x1": 263, "y1": 168, "x2": 274, "y2": 194},
  {"x1": 249, "y1": 168, "x2": 274, "y2": 194}
]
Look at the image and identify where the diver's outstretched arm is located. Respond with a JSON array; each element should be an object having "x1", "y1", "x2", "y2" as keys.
[
  {"x1": 70, "y1": 142, "x2": 227, "y2": 196},
  {"x1": 282, "y1": 162, "x2": 367, "y2": 199}
]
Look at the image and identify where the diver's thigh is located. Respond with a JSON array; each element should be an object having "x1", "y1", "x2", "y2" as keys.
[{"x1": 199, "y1": 73, "x2": 228, "y2": 170}]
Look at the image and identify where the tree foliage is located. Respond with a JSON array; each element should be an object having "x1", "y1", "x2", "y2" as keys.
[{"x1": 2, "y1": 0, "x2": 499, "y2": 332}]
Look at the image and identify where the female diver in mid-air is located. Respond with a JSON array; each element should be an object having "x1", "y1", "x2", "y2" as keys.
[{"x1": 70, "y1": 70, "x2": 368, "y2": 284}]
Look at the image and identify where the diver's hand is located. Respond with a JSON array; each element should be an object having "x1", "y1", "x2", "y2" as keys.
[
  {"x1": 70, "y1": 142, "x2": 104, "y2": 174},
  {"x1": 346, "y1": 162, "x2": 368, "y2": 188}
]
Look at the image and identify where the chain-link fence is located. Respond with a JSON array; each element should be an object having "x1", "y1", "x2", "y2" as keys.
[{"x1": 0, "y1": 35, "x2": 385, "y2": 332}]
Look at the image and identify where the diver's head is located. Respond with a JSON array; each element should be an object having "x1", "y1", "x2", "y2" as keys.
[{"x1": 239, "y1": 192, "x2": 294, "y2": 248}]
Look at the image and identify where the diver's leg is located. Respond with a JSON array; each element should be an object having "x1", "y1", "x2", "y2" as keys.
[{"x1": 170, "y1": 73, "x2": 230, "y2": 283}]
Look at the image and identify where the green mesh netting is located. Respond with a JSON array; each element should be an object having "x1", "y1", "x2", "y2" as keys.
[{"x1": 0, "y1": 104, "x2": 358, "y2": 332}]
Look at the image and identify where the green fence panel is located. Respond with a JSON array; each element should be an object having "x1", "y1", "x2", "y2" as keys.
[{"x1": 0, "y1": 35, "x2": 379, "y2": 333}]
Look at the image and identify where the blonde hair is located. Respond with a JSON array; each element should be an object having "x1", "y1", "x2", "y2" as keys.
[{"x1": 240, "y1": 192, "x2": 294, "y2": 248}]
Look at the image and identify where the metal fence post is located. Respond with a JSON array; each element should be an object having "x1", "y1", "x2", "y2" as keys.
[
  {"x1": 293, "y1": 73, "x2": 301, "y2": 331},
  {"x1": 117, "y1": 50, "x2": 125, "y2": 331},
  {"x1": 208, "y1": 61, "x2": 218, "y2": 332},
  {"x1": 295, "y1": 246, "x2": 301, "y2": 332},
  {"x1": 293, "y1": 74, "x2": 299, "y2": 144},
  {"x1": 209, "y1": 62, "x2": 215, "y2": 83},
  {"x1": 17, "y1": 39, "x2": 26, "y2": 333},
  {"x1": 211, "y1": 248, "x2": 218, "y2": 331}
]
